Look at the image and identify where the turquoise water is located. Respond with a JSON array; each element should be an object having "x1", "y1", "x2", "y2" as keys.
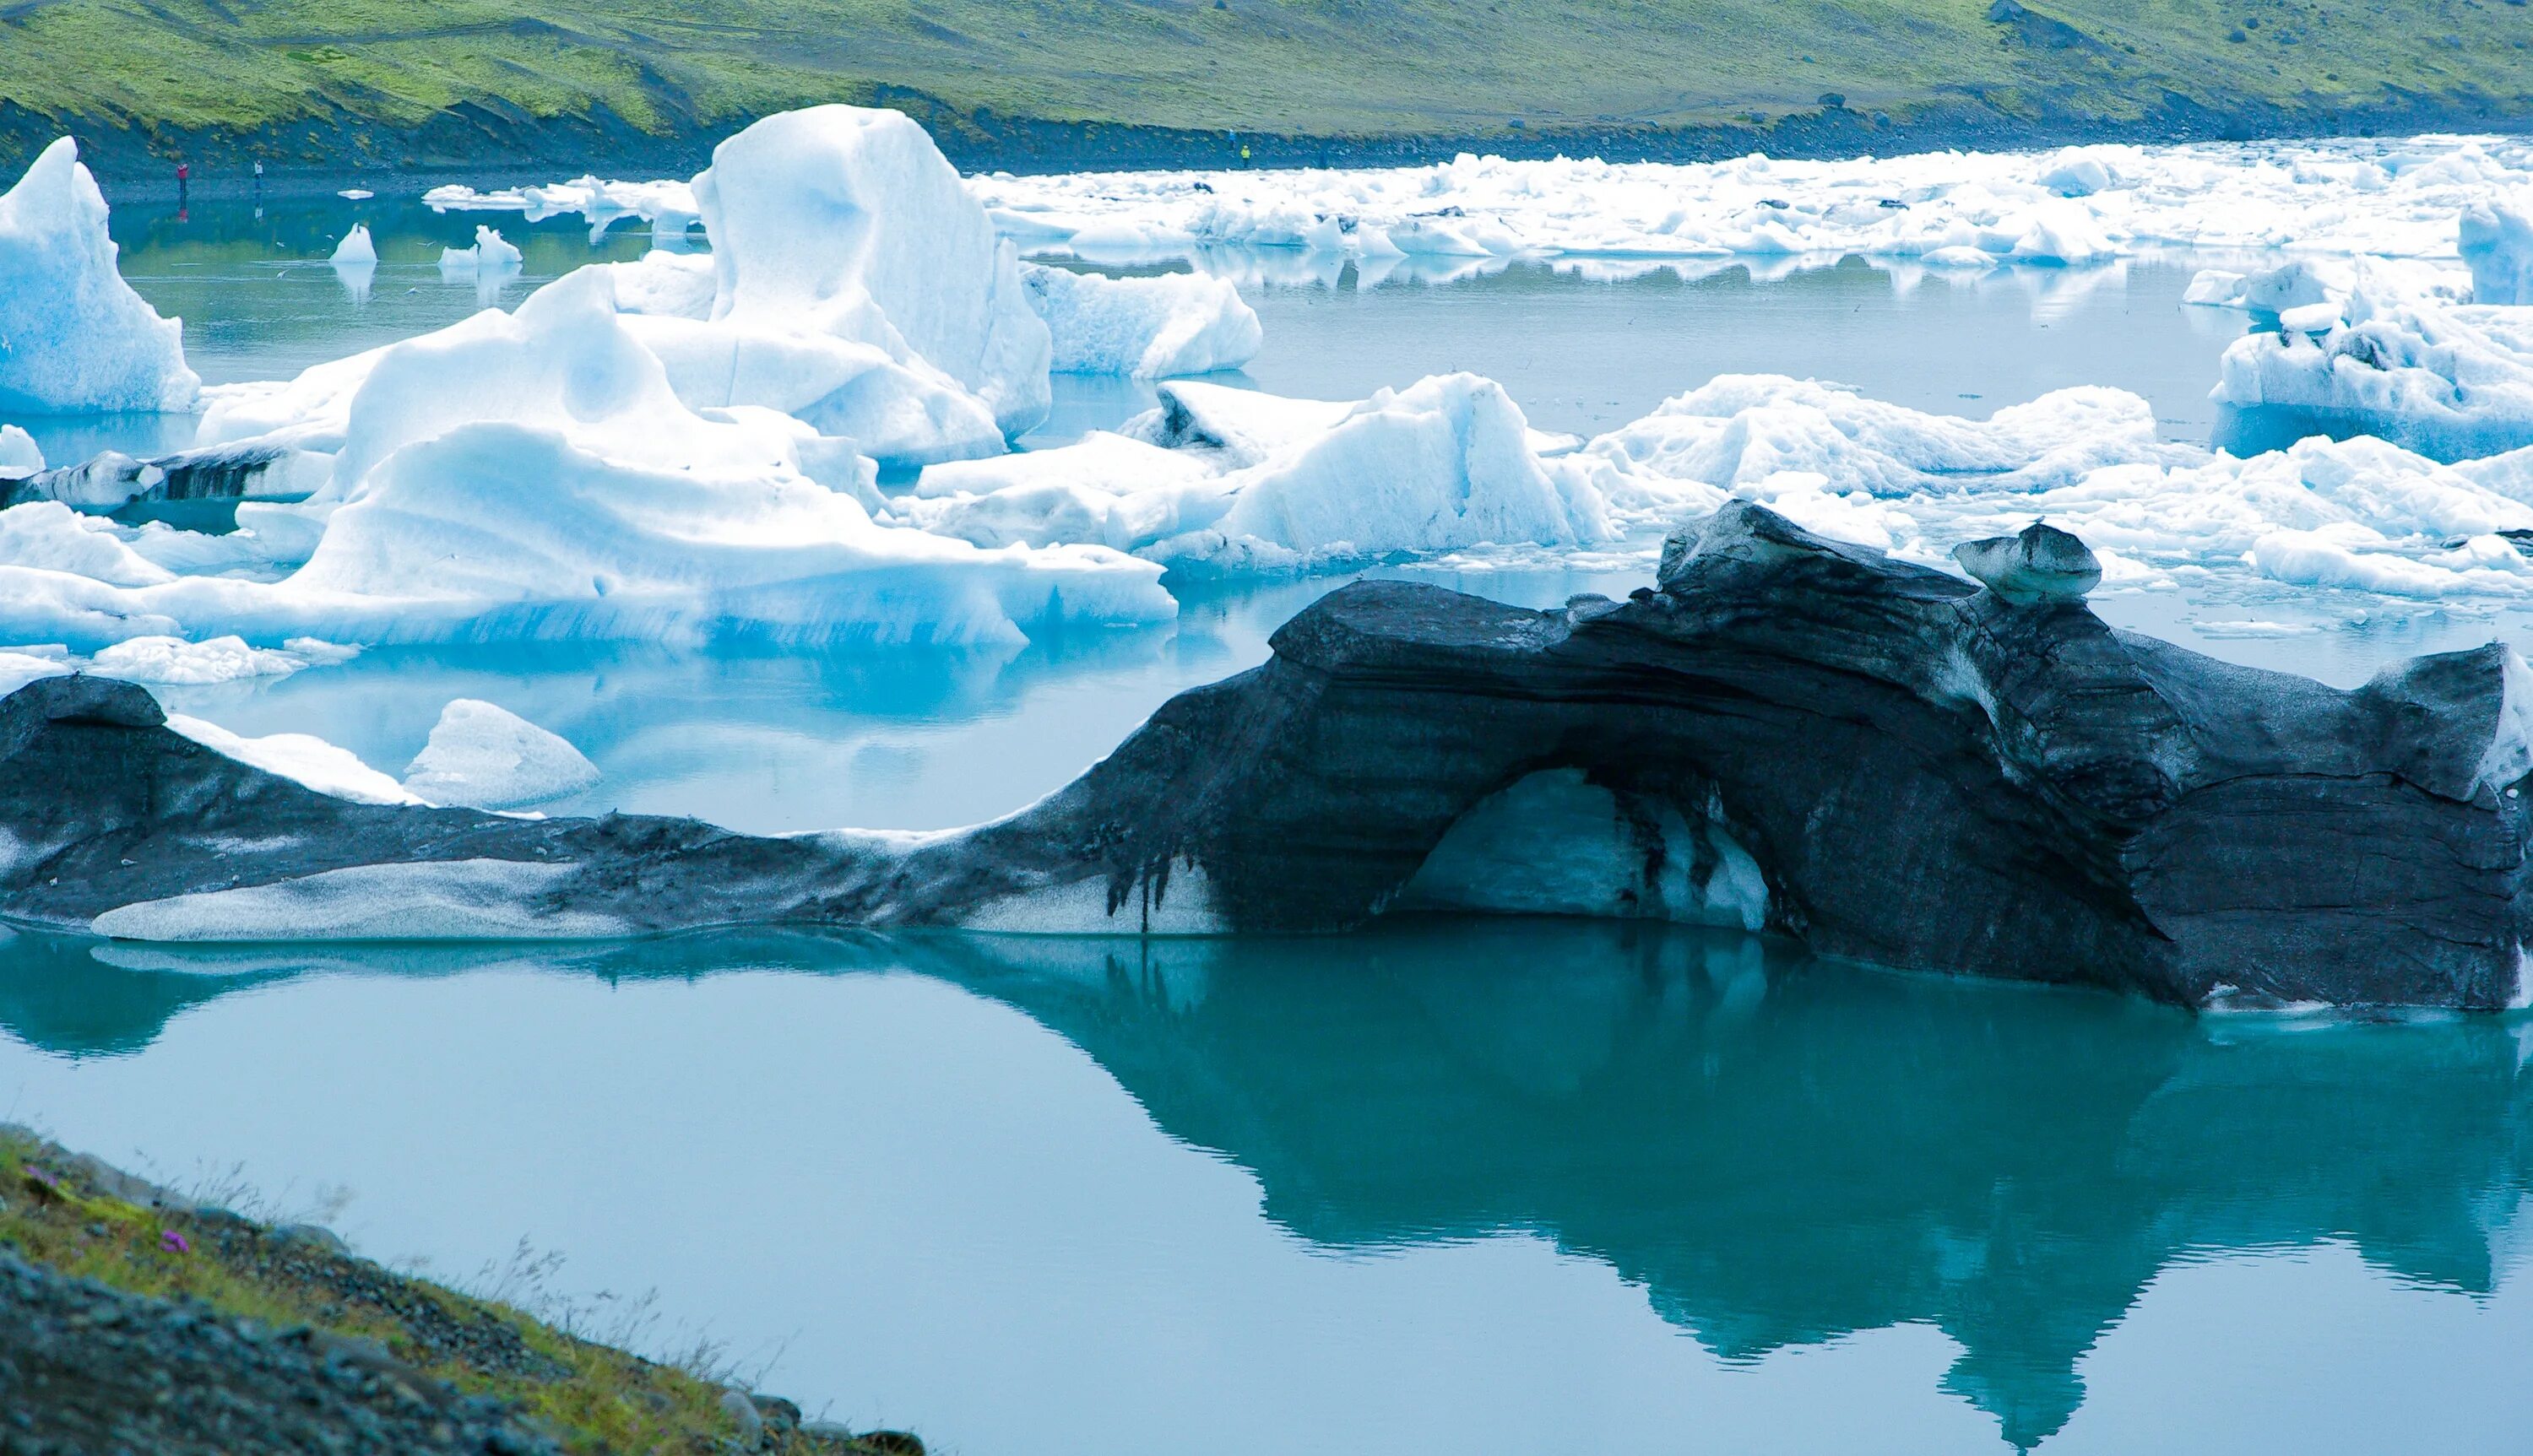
[
  {"x1": 3, "y1": 919, "x2": 2529, "y2": 1453},
  {"x1": 8, "y1": 194, "x2": 2533, "y2": 1453}
]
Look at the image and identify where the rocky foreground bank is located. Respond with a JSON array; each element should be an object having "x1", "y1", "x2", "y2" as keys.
[{"x1": 0, "y1": 1125, "x2": 919, "y2": 1455}]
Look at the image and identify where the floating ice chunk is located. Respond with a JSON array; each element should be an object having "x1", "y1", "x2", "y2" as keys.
[
  {"x1": 91, "y1": 634, "x2": 315, "y2": 683},
  {"x1": 1576, "y1": 373, "x2": 2194, "y2": 519},
  {"x1": 1920, "y1": 246, "x2": 1998, "y2": 269},
  {"x1": 92, "y1": 859, "x2": 626, "y2": 941},
  {"x1": 0, "y1": 425, "x2": 41, "y2": 479},
  {"x1": 283, "y1": 418, "x2": 1173, "y2": 643},
  {"x1": 693, "y1": 105, "x2": 1052, "y2": 439},
  {"x1": 909, "y1": 374, "x2": 1612, "y2": 570},
  {"x1": 401, "y1": 698, "x2": 600, "y2": 809},
  {"x1": 2006, "y1": 201, "x2": 2116, "y2": 264},
  {"x1": 329, "y1": 225, "x2": 377, "y2": 266},
  {"x1": 1019, "y1": 263, "x2": 1262, "y2": 376},
  {"x1": 162, "y1": 712, "x2": 423, "y2": 805},
  {"x1": 2461, "y1": 192, "x2": 2533, "y2": 306},
  {"x1": 427, "y1": 176, "x2": 699, "y2": 233},
  {"x1": 1122, "y1": 378, "x2": 1353, "y2": 465},
  {"x1": 2214, "y1": 274, "x2": 2533, "y2": 458},
  {"x1": 2036, "y1": 147, "x2": 2121, "y2": 198},
  {"x1": 437, "y1": 225, "x2": 521, "y2": 275},
  {"x1": 0, "y1": 502, "x2": 176, "y2": 585},
  {"x1": 0, "y1": 648, "x2": 68, "y2": 696},
  {"x1": 0, "y1": 138, "x2": 199, "y2": 414},
  {"x1": 338, "y1": 188, "x2": 374, "y2": 200}
]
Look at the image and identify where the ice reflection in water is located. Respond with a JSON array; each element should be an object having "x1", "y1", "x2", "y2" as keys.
[{"x1": 2, "y1": 918, "x2": 2529, "y2": 1454}]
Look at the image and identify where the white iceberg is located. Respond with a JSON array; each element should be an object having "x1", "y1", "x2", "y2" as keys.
[
  {"x1": 329, "y1": 224, "x2": 377, "y2": 266},
  {"x1": 0, "y1": 424, "x2": 41, "y2": 479},
  {"x1": 437, "y1": 225, "x2": 522, "y2": 275},
  {"x1": 689, "y1": 105, "x2": 1051, "y2": 447},
  {"x1": 1574, "y1": 373, "x2": 2199, "y2": 525},
  {"x1": 1019, "y1": 263, "x2": 1262, "y2": 376},
  {"x1": 0, "y1": 138, "x2": 200, "y2": 414},
  {"x1": 162, "y1": 713, "x2": 423, "y2": 806},
  {"x1": 89, "y1": 633, "x2": 328, "y2": 684},
  {"x1": 401, "y1": 698, "x2": 602, "y2": 809},
  {"x1": 2461, "y1": 192, "x2": 2533, "y2": 306},
  {"x1": 0, "y1": 268, "x2": 1176, "y2": 651},
  {"x1": 903, "y1": 373, "x2": 1611, "y2": 570},
  {"x1": 2213, "y1": 274, "x2": 2533, "y2": 458}
]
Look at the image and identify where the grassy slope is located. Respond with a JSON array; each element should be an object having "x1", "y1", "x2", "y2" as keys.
[
  {"x1": 1, "y1": 0, "x2": 2529, "y2": 153},
  {"x1": 0, "y1": 1128, "x2": 895, "y2": 1454}
]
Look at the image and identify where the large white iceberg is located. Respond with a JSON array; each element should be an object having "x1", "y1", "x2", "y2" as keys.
[
  {"x1": 2461, "y1": 192, "x2": 2533, "y2": 306},
  {"x1": 1019, "y1": 263, "x2": 1261, "y2": 376},
  {"x1": 902, "y1": 373, "x2": 1610, "y2": 570},
  {"x1": 685, "y1": 106, "x2": 1051, "y2": 452},
  {"x1": 0, "y1": 268, "x2": 1175, "y2": 650},
  {"x1": 0, "y1": 138, "x2": 200, "y2": 414}
]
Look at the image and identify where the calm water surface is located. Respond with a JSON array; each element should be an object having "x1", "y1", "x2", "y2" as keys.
[
  {"x1": 3, "y1": 920, "x2": 2529, "y2": 1454},
  {"x1": 8, "y1": 192, "x2": 2533, "y2": 1456}
]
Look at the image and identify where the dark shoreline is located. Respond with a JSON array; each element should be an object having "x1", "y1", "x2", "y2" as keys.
[{"x1": 11, "y1": 85, "x2": 2533, "y2": 203}]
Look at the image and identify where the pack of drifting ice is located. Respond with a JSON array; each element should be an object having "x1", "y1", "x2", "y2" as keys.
[
  {"x1": 1554, "y1": 371, "x2": 2533, "y2": 600},
  {"x1": 972, "y1": 135, "x2": 2533, "y2": 267},
  {"x1": 0, "y1": 139, "x2": 199, "y2": 414}
]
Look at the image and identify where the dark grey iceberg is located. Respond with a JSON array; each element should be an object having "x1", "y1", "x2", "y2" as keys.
[{"x1": 3, "y1": 502, "x2": 2529, "y2": 1009}]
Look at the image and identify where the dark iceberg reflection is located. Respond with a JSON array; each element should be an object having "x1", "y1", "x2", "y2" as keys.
[{"x1": 3, "y1": 918, "x2": 2526, "y2": 1449}]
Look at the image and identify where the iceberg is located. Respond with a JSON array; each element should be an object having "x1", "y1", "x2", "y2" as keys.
[
  {"x1": 2213, "y1": 275, "x2": 2533, "y2": 459},
  {"x1": 437, "y1": 225, "x2": 522, "y2": 275},
  {"x1": 402, "y1": 698, "x2": 601, "y2": 809},
  {"x1": 690, "y1": 105, "x2": 1051, "y2": 444},
  {"x1": 164, "y1": 712, "x2": 420, "y2": 806},
  {"x1": 2461, "y1": 192, "x2": 2533, "y2": 305},
  {"x1": 329, "y1": 225, "x2": 377, "y2": 267},
  {"x1": 0, "y1": 424, "x2": 41, "y2": 479},
  {"x1": 902, "y1": 373, "x2": 1611, "y2": 570},
  {"x1": 0, "y1": 268, "x2": 1176, "y2": 651},
  {"x1": 0, "y1": 138, "x2": 200, "y2": 414},
  {"x1": 1019, "y1": 263, "x2": 1262, "y2": 376},
  {"x1": 1575, "y1": 374, "x2": 2198, "y2": 511}
]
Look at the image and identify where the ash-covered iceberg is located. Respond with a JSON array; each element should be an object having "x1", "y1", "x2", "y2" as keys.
[
  {"x1": 1019, "y1": 263, "x2": 1261, "y2": 376},
  {"x1": 900, "y1": 373, "x2": 1610, "y2": 570},
  {"x1": 0, "y1": 138, "x2": 200, "y2": 414}
]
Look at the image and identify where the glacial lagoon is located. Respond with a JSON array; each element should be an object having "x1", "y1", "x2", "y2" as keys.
[{"x1": 9, "y1": 183, "x2": 2533, "y2": 1453}]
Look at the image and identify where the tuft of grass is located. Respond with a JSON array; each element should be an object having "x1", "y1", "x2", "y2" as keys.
[
  {"x1": 0, "y1": 1127, "x2": 897, "y2": 1455},
  {"x1": 0, "y1": 0, "x2": 2527, "y2": 151}
]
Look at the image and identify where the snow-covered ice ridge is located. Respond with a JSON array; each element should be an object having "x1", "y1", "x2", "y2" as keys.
[{"x1": 433, "y1": 135, "x2": 2533, "y2": 267}]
